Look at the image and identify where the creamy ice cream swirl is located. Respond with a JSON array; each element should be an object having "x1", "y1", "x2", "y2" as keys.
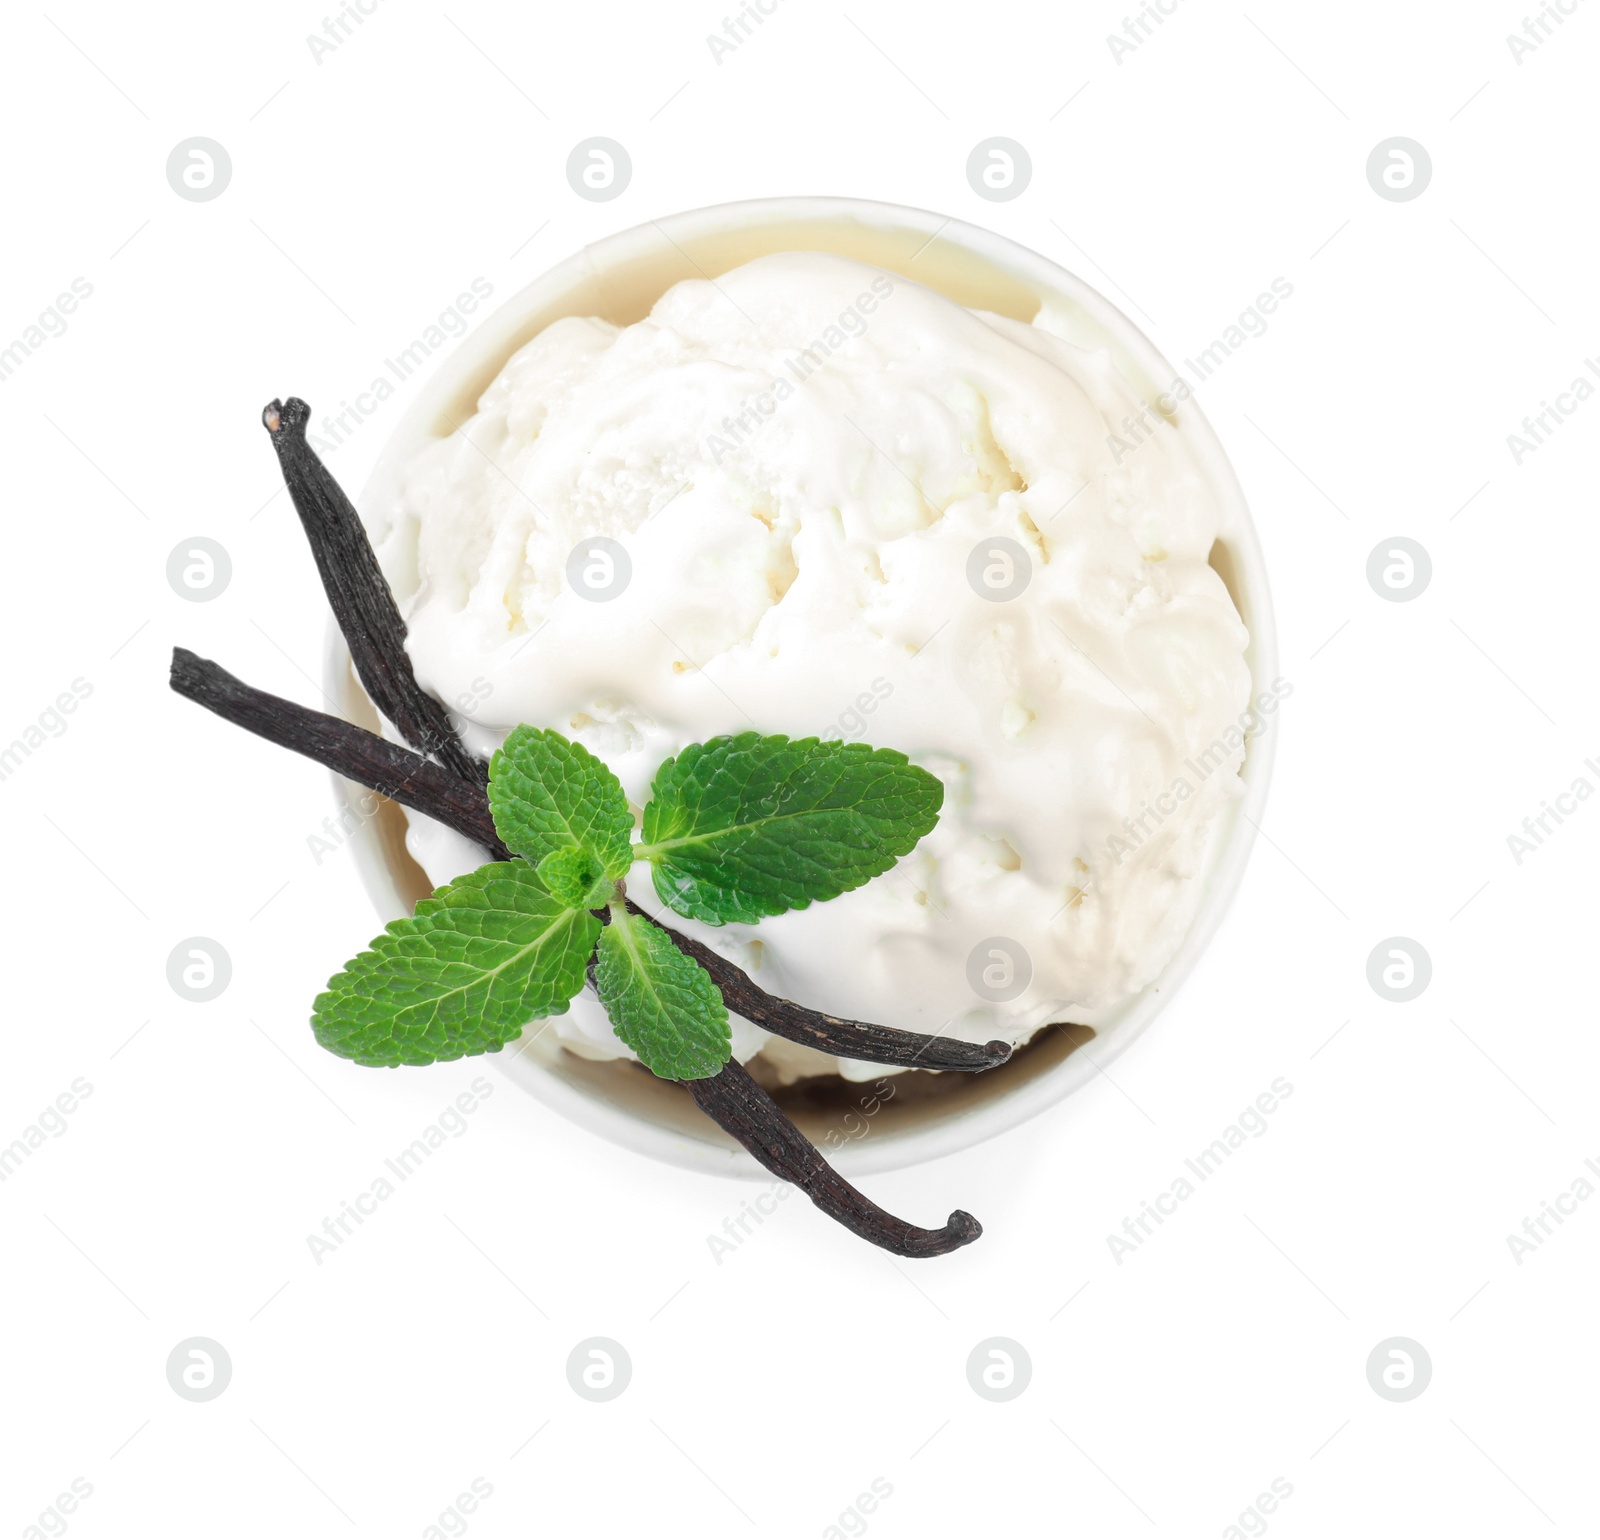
[{"x1": 370, "y1": 252, "x2": 1253, "y2": 1081}]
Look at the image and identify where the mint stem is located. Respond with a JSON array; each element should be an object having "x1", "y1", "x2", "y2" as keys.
[{"x1": 686, "y1": 1060, "x2": 982, "y2": 1257}]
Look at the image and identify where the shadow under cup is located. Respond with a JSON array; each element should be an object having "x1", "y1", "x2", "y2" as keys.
[{"x1": 329, "y1": 197, "x2": 1278, "y2": 1180}]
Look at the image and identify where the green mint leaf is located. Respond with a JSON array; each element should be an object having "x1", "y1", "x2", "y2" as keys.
[
  {"x1": 637, "y1": 733, "x2": 944, "y2": 925},
  {"x1": 489, "y1": 726, "x2": 634, "y2": 877},
  {"x1": 313, "y1": 861, "x2": 599, "y2": 1067},
  {"x1": 537, "y1": 844, "x2": 615, "y2": 910},
  {"x1": 594, "y1": 907, "x2": 730, "y2": 1080}
]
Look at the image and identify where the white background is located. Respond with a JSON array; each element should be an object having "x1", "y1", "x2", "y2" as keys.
[{"x1": 2, "y1": 1, "x2": 1596, "y2": 1535}]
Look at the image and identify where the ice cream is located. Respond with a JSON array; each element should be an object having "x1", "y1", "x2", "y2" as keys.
[{"x1": 367, "y1": 251, "x2": 1254, "y2": 1081}]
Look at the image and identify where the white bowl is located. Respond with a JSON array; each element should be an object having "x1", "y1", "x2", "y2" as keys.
[{"x1": 326, "y1": 196, "x2": 1278, "y2": 1179}]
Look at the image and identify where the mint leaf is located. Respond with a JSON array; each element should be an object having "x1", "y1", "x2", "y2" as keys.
[
  {"x1": 537, "y1": 844, "x2": 614, "y2": 910},
  {"x1": 313, "y1": 861, "x2": 598, "y2": 1067},
  {"x1": 638, "y1": 734, "x2": 943, "y2": 925},
  {"x1": 594, "y1": 907, "x2": 730, "y2": 1079},
  {"x1": 489, "y1": 726, "x2": 633, "y2": 877}
]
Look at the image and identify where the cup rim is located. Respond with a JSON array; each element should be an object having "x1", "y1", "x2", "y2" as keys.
[{"x1": 327, "y1": 194, "x2": 1279, "y2": 1179}]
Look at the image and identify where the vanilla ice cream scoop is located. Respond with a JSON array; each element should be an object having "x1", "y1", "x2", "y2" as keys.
[{"x1": 368, "y1": 252, "x2": 1253, "y2": 1080}]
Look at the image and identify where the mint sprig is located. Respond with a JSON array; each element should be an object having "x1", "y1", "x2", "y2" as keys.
[
  {"x1": 638, "y1": 733, "x2": 944, "y2": 925},
  {"x1": 313, "y1": 862, "x2": 599, "y2": 1067},
  {"x1": 489, "y1": 725, "x2": 633, "y2": 876},
  {"x1": 537, "y1": 844, "x2": 614, "y2": 909},
  {"x1": 595, "y1": 903, "x2": 731, "y2": 1078},
  {"x1": 312, "y1": 728, "x2": 944, "y2": 1082}
]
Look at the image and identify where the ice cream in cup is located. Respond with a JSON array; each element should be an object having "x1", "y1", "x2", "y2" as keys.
[{"x1": 327, "y1": 197, "x2": 1278, "y2": 1181}]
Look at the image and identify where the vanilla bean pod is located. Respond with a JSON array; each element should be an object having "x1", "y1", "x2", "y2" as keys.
[
  {"x1": 170, "y1": 649, "x2": 510, "y2": 858},
  {"x1": 178, "y1": 648, "x2": 977, "y2": 1258},
  {"x1": 178, "y1": 400, "x2": 1003, "y2": 1257},
  {"x1": 254, "y1": 401, "x2": 1017, "y2": 1073},
  {"x1": 624, "y1": 899, "x2": 1011, "y2": 1073},
  {"x1": 172, "y1": 647, "x2": 1012, "y2": 1075},
  {"x1": 174, "y1": 660, "x2": 988, "y2": 1255},
  {"x1": 686, "y1": 1060, "x2": 981, "y2": 1257},
  {"x1": 585, "y1": 943, "x2": 981, "y2": 1256},
  {"x1": 262, "y1": 397, "x2": 484, "y2": 786}
]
